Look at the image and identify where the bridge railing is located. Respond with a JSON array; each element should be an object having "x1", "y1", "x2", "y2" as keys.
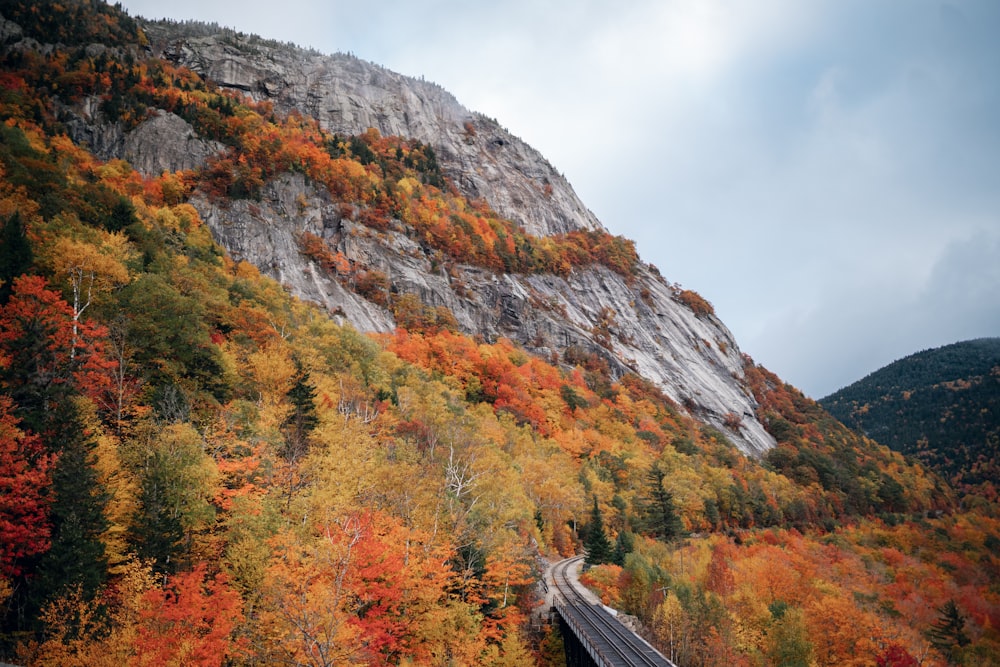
[{"x1": 555, "y1": 602, "x2": 615, "y2": 667}]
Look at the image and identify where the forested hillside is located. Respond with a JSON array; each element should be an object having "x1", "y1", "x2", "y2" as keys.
[
  {"x1": 822, "y1": 339, "x2": 1000, "y2": 494},
  {"x1": 0, "y1": 1, "x2": 997, "y2": 665}
]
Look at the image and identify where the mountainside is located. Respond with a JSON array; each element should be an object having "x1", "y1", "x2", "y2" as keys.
[
  {"x1": 54, "y1": 15, "x2": 776, "y2": 455},
  {"x1": 822, "y1": 338, "x2": 1000, "y2": 491},
  {"x1": 0, "y1": 2, "x2": 998, "y2": 665}
]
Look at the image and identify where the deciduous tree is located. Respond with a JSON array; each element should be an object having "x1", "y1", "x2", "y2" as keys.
[
  {"x1": 0, "y1": 274, "x2": 77, "y2": 434},
  {"x1": 0, "y1": 395, "x2": 51, "y2": 577},
  {"x1": 47, "y1": 234, "x2": 129, "y2": 359},
  {"x1": 129, "y1": 422, "x2": 218, "y2": 573},
  {"x1": 652, "y1": 590, "x2": 685, "y2": 664},
  {"x1": 766, "y1": 605, "x2": 814, "y2": 667},
  {"x1": 135, "y1": 564, "x2": 243, "y2": 667}
]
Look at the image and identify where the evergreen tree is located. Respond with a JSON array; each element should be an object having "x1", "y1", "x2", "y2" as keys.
[
  {"x1": 106, "y1": 196, "x2": 136, "y2": 232},
  {"x1": 133, "y1": 450, "x2": 186, "y2": 573},
  {"x1": 28, "y1": 403, "x2": 108, "y2": 614},
  {"x1": 637, "y1": 463, "x2": 684, "y2": 541},
  {"x1": 286, "y1": 366, "x2": 319, "y2": 433},
  {"x1": 559, "y1": 384, "x2": 588, "y2": 412},
  {"x1": 612, "y1": 530, "x2": 635, "y2": 566},
  {"x1": 703, "y1": 497, "x2": 721, "y2": 529},
  {"x1": 926, "y1": 599, "x2": 970, "y2": 665},
  {"x1": 130, "y1": 423, "x2": 216, "y2": 574},
  {"x1": 584, "y1": 496, "x2": 613, "y2": 566},
  {"x1": 0, "y1": 212, "x2": 33, "y2": 304},
  {"x1": 281, "y1": 365, "x2": 318, "y2": 463}
]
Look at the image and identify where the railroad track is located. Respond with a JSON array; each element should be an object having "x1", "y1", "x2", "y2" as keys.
[{"x1": 551, "y1": 556, "x2": 675, "y2": 667}]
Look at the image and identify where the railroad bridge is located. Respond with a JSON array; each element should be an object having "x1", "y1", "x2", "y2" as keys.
[{"x1": 550, "y1": 556, "x2": 677, "y2": 667}]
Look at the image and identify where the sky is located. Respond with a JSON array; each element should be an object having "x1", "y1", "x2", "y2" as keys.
[{"x1": 117, "y1": 0, "x2": 1000, "y2": 398}]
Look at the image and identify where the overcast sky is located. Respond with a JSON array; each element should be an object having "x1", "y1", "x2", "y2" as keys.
[{"x1": 117, "y1": 0, "x2": 1000, "y2": 398}]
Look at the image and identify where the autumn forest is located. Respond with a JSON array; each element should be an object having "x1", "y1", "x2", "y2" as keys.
[{"x1": 0, "y1": 1, "x2": 998, "y2": 665}]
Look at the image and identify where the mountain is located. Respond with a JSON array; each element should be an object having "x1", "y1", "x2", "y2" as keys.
[
  {"x1": 0, "y1": 2, "x2": 997, "y2": 665},
  {"x1": 821, "y1": 338, "x2": 1000, "y2": 491},
  {"x1": 55, "y1": 15, "x2": 778, "y2": 455}
]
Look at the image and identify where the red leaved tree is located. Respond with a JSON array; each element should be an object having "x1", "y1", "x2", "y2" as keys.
[
  {"x1": 0, "y1": 395, "x2": 52, "y2": 577},
  {"x1": 0, "y1": 274, "x2": 113, "y2": 433}
]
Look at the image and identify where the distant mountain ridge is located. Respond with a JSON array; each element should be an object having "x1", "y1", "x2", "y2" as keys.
[{"x1": 821, "y1": 338, "x2": 1000, "y2": 489}]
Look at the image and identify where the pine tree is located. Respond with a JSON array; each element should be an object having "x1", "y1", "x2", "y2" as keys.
[
  {"x1": 0, "y1": 277, "x2": 109, "y2": 624},
  {"x1": 637, "y1": 463, "x2": 684, "y2": 541},
  {"x1": 29, "y1": 402, "x2": 109, "y2": 613},
  {"x1": 584, "y1": 496, "x2": 613, "y2": 566},
  {"x1": 281, "y1": 365, "x2": 318, "y2": 464},
  {"x1": 133, "y1": 450, "x2": 186, "y2": 573},
  {"x1": 926, "y1": 599, "x2": 970, "y2": 665},
  {"x1": 612, "y1": 530, "x2": 634, "y2": 566},
  {"x1": 106, "y1": 196, "x2": 136, "y2": 232},
  {"x1": 0, "y1": 212, "x2": 33, "y2": 304}
]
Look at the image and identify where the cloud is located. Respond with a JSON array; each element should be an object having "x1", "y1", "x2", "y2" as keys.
[
  {"x1": 919, "y1": 230, "x2": 1000, "y2": 331},
  {"x1": 744, "y1": 228, "x2": 1000, "y2": 397}
]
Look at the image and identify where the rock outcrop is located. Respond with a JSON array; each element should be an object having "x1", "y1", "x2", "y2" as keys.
[
  {"x1": 121, "y1": 111, "x2": 226, "y2": 176},
  {"x1": 64, "y1": 107, "x2": 224, "y2": 176}
]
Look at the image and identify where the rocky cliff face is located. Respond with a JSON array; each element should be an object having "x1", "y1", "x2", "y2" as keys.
[
  {"x1": 141, "y1": 22, "x2": 599, "y2": 240},
  {"x1": 42, "y1": 18, "x2": 775, "y2": 455}
]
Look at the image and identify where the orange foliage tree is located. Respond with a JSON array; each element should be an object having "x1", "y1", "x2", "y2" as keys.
[{"x1": 135, "y1": 564, "x2": 244, "y2": 667}]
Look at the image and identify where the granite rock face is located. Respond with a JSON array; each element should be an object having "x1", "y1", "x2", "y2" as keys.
[
  {"x1": 121, "y1": 112, "x2": 226, "y2": 176},
  {"x1": 141, "y1": 23, "x2": 601, "y2": 239},
  {"x1": 60, "y1": 98, "x2": 224, "y2": 176}
]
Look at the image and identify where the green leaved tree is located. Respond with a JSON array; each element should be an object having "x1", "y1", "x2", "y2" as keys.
[
  {"x1": 636, "y1": 463, "x2": 684, "y2": 542},
  {"x1": 0, "y1": 212, "x2": 33, "y2": 305},
  {"x1": 584, "y1": 496, "x2": 613, "y2": 566},
  {"x1": 926, "y1": 599, "x2": 970, "y2": 665},
  {"x1": 281, "y1": 363, "x2": 318, "y2": 464}
]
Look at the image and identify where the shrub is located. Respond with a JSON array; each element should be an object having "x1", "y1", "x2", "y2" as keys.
[{"x1": 676, "y1": 289, "x2": 714, "y2": 317}]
